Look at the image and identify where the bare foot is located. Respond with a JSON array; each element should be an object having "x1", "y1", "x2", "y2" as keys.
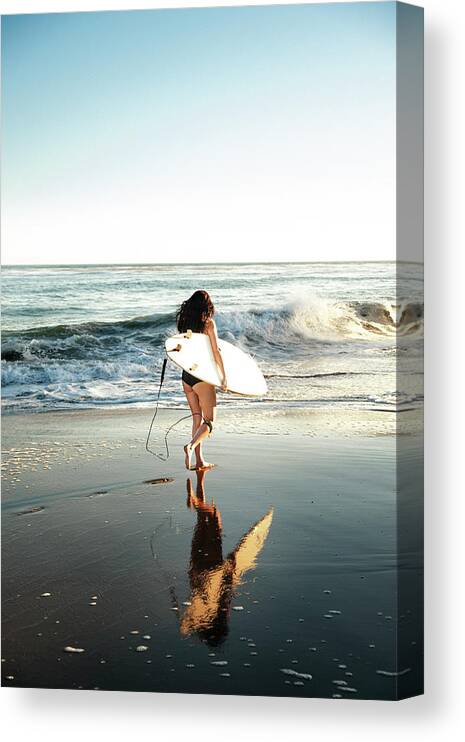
[
  {"x1": 195, "y1": 461, "x2": 215, "y2": 471},
  {"x1": 184, "y1": 444, "x2": 193, "y2": 470}
]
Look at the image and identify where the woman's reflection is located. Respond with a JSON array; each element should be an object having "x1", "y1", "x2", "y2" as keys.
[{"x1": 180, "y1": 469, "x2": 273, "y2": 647}]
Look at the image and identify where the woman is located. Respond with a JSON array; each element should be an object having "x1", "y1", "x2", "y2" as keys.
[{"x1": 176, "y1": 290, "x2": 227, "y2": 470}]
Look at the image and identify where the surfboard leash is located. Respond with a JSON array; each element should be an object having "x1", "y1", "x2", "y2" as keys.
[{"x1": 145, "y1": 357, "x2": 192, "y2": 461}]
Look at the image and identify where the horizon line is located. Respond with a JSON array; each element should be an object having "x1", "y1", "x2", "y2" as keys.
[{"x1": 1, "y1": 260, "x2": 422, "y2": 267}]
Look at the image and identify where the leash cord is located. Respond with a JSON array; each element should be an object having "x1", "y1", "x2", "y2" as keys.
[{"x1": 145, "y1": 358, "x2": 192, "y2": 461}]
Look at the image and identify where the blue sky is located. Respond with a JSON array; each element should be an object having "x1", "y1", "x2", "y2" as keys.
[{"x1": 2, "y1": 2, "x2": 398, "y2": 263}]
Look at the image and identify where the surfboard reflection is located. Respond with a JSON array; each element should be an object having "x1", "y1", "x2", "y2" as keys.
[{"x1": 179, "y1": 469, "x2": 273, "y2": 647}]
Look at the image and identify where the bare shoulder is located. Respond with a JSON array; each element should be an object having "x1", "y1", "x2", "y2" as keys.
[{"x1": 205, "y1": 317, "x2": 217, "y2": 332}]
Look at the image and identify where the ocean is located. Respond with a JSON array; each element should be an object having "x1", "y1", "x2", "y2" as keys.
[
  {"x1": 2, "y1": 263, "x2": 424, "y2": 698},
  {"x1": 1, "y1": 262, "x2": 423, "y2": 417}
]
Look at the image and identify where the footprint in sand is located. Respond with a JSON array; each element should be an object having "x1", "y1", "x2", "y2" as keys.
[
  {"x1": 17, "y1": 506, "x2": 45, "y2": 516},
  {"x1": 143, "y1": 478, "x2": 175, "y2": 485}
]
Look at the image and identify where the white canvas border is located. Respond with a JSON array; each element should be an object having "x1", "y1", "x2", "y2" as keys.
[{"x1": 1, "y1": 0, "x2": 464, "y2": 739}]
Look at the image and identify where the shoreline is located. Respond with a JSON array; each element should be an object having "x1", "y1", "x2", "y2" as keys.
[
  {"x1": 1, "y1": 401, "x2": 421, "y2": 442},
  {"x1": 1, "y1": 405, "x2": 422, "y2": 699}
]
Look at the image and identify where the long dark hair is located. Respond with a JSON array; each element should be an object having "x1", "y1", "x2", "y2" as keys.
[{"x1": 176, "y1": 290, "x2": 214, "y2": 333}]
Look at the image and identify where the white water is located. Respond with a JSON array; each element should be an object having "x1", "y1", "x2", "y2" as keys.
[{"x1": 1, "y1": 262, "x2": 423, "y2": 414}]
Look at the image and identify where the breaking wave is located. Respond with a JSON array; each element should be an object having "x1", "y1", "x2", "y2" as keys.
[
  {"x1": 219, "y1": 297, "x2": 423, "y2": 347},
  {"x1": 2, "y1": 297, "x2": 422, "y2": 361},
  {"x1": 1, "y1": 295, "x2": 423, "y2": 411}
]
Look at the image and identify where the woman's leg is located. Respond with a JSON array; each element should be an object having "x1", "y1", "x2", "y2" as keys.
[
  {"x1": 182, "y1": 381, "x2": 205, "y2": 469},
  {"x1": 184, "y1": 382, "x2": 216, "y2": 469}
]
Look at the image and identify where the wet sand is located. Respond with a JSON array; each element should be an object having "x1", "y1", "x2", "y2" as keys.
[{"x1": 1, "y1": 408, "x2": 423, "y2": 699}]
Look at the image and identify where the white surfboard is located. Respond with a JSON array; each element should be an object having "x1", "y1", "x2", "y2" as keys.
[{"x1": 165, "y1": 331, "x2": 267, "y2": 397}]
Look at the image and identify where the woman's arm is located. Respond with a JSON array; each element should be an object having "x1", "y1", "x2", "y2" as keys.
[{"x1": 206, "y1": 319, "x2": 227, "y2": 391}]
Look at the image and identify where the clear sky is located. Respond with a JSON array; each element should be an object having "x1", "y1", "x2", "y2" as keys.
[{"x1": 1, "y1": 2, "x2": 398, "y2": 264}]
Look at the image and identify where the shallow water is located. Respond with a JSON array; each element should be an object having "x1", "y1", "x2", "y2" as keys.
[
  {"x1": 1, "y1": 426, "x2": 423, "y2": 699},
  {"x1": 1, "y1": 262, "x2": 423, "y2": 420}
]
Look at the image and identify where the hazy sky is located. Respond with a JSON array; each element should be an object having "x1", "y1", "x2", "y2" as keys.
[{"x1": 2, "y1": 2, "x2": 397, "y2": 264}]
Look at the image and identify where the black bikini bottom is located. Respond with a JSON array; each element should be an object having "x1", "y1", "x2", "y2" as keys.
[{"x1": 182, "y1": 369, "x2": 202, "y2": 388}]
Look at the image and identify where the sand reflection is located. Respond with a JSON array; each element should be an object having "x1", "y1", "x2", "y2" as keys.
[{"x1": 179, "y1": 469, "x2": 273, "y2": 646}]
